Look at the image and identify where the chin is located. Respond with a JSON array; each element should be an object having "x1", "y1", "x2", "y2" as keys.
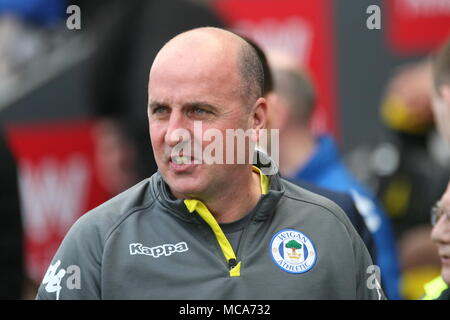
[
  {"x1": 171, "y1": 186, "x2": 200, "y2": 198},
  {"x1": 165, "y1": 177, "x2": 205, "y2": 199}
]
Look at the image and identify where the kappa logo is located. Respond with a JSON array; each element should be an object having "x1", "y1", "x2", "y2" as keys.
[
  {"x1": 42, "y1": 260, "x2": 81, "y2": 300},
  {"x1": 270, "y1": 229, "x2": 317, "y2": 274},
  {"x1": 129, "y1": 241, "x2": 189, "y2": 258}
]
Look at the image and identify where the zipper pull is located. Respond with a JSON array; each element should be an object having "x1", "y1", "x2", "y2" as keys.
[{"x1": 228, "y1": 258, "x2": 237, "y2": 269}]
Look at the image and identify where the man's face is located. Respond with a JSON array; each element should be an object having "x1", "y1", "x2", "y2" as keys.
[
  {"x1": 431, "y1": 85, "x2": 450, "y2": 148},
  {"x1": 431, "y1": 183, "x2": 450, "y2": 285},
  {"x1": 148, "y1": 46, "x2": 256, "y2": 200}
]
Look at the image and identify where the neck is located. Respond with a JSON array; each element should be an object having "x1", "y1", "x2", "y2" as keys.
[
  {"x1": 203, "y1": 167, "x2": 262, "y2": 223},
  {"x1": 280, "y1": 126, "x2": 316, "y2": 177}
]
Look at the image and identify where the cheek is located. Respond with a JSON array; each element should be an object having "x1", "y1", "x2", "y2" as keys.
[
  {"x1": 442, "y1": 268, "x2": 450, "y2": 286},
  {"x1": 149, "y1": 124, "x2": 165, "y2": 150},
  {"x1": 433, "y1": 98, "x2": 449, "y2": 120}
]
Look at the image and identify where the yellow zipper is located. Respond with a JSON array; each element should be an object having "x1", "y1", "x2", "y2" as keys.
[{"x1": 183, "y1": 166, "x2": 269, "y2": 278}]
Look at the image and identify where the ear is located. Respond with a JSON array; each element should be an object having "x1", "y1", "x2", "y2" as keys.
[
  {"x1": 250, "y1": 97, "x2": 267, "y2": 143},
  {"x1": 251, "y1": 97, "x2": 268, "y2": 130}
]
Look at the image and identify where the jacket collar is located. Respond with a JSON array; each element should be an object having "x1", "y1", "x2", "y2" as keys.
[{"x1": 150, "y1": 150, "x2": 285, "y2": 223}]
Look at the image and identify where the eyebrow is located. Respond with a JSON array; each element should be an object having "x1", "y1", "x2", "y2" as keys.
[
  {"x1": 184, "y1": 101, "x2": 220, "y2": 112},
  {"x1": 148, "y1": 100, "x2": 220, "y2": 112},
  {"x1": 148, "y1": 101, "x2": 168, "y2": 111}
]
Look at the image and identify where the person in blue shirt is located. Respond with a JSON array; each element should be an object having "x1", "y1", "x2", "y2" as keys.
[
  {"x1": 266, "y1": 66, "x2": 401, "y2": 300},
  {"x1": 248, "y1": 40, "x2": 375, "y2": 260}
]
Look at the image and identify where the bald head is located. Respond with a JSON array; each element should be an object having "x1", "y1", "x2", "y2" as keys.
[
  {"x1": 272, "y1": 68, "x2": 316, "y2": 125},
  {"x1": 432, "y1": 39, "x2": 450, "y2": 94},
  {"x1": 149, "y1": 27, "x2": 263, "y2": 109}
]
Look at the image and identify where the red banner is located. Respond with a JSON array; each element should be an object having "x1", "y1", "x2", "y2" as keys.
[
  {"x1": 6, "y1": 120, "x2": 110, "y2": 283},
  {"x1": 386, "y1": 0, "x2": 450, "y2": 55},
  {"x1": 214, "y1": 0, "x2": 340, "y2": 138}
]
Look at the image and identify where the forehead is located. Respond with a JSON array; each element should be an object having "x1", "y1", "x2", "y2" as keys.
[
  {"x1": 149, "y1": 73, "x2": 242, "y2": 111},
  {"x1": 149, "y1": 37, "x2": 243, "y2": 105}
]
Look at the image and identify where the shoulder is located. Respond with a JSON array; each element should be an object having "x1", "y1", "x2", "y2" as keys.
[
  {"x1": 280, "y1": 178, "x2": 356, "y2": 234},
  {"x1": 35, "y1": 176, "x2": 160, "y2": 299},
  {"x1": 290, "y1": 178, "x2": 355, "y2": 213},
  {"x1": 69, "y1": 176, "x2": 158, "y2": 244}
]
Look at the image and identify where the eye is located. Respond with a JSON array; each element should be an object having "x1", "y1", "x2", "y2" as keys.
[
  {"x1": 153, "y1": 106, "x2": 169, "y2": 114},
  {"x1": 187, "y1": 107, "x2": 213, "y2": 118},
  {"x1": 149, "y1": 104, "x2": 171, "y2": 121},
  {"x1": 150, "y1": 105, "x2": 171, "y2": 119},
  {"x1": 193, "y1": 107, "x2": 208, "y2": 114}
]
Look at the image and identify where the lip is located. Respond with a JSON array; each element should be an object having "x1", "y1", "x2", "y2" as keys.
[
  {"x1": 440, "y1": 255, "x2": 450, "y2": 266},
  {"x1": 168, "y1": 157, "x2": 198, "y2": 173}
]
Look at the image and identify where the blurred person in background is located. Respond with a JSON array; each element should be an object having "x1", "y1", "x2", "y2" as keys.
[
  {"x1": 422, "y1": 186, "x2": 450, "y2": 300},
  {"x1": 249, "y1": 40, "x2": 376, "y2": 262},
  {"x1": 376, "y1": 59, "x2": 449, "y2": 299},
  {"x1": 421, "y1": 38, "x2": 450, "y2": 300},
  {"x1": 0, "y1": 129, "x2": 24, "y2": 299},
  {"x1": 265, "y1": 63, "x2": 401, "y2": 299},
  {"x1": 378, "y1": 60, "x2": 449, "y2": 239},
  {"x1": 431, "y1": 39, "x2": 450, "y2": 150}
]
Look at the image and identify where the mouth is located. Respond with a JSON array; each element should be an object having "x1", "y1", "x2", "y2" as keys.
[
  {"x1": 439, "y1": 253, "x2": 450, "y2": 266},
  {"x1": 168, "y1": 155, "x2": 198, "y2": 173},
  {"x1": 171, "y1": 155, "x2": 192, "y2": 165}
]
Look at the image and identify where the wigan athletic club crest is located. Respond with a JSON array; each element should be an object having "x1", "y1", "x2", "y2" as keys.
[{"x1": 270, "y1": 229, "x2": 317, "y2": 274}]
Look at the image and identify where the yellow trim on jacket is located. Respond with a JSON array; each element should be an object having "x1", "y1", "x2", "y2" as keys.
[{"x1": 184, "y1": 166, "x2": 269, "y2": 277}]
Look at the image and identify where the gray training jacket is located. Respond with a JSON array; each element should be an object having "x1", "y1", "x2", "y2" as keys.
[{"x1": 36, "y1": 163, "x2": 385, "y2": 300}]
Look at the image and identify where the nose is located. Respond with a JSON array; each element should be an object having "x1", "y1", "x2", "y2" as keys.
[{"x1": 164, "y1": 111, "x2": 192, "y2": 148}]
